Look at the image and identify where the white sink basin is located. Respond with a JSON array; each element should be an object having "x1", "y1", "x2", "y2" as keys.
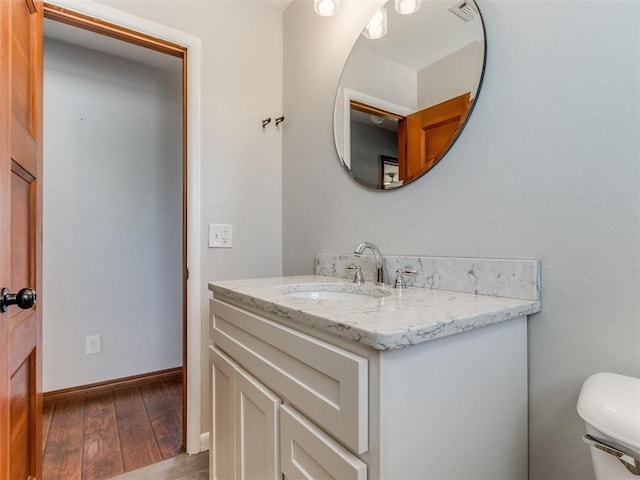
[
  {"x1": 282, "y1": 283, "x2": 391, "y2": 301},
  {"x1": 286, "y1": 290, "x2": 376, "y2": 300}
]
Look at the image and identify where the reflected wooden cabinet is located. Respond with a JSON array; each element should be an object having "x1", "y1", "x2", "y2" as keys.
[
  {"x1": 349, "y1": 92, "x2": 472, "y2": 188},
  {"x1": 399, "y1": 92, "x2": 472, "y2": 183}
]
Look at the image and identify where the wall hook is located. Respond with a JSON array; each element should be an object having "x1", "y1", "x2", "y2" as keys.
[
  {"x1": 262, "y1": 117, "x2": 272, "y2": 128},
  {"x1": 275, "y1": 116, "x2": 285, "y2": 126}
]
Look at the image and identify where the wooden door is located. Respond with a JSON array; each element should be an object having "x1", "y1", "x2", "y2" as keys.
[
  {"x1": 401, "y1": 92, "x2": 471, "y2": 182},
  {"x1": 0, "y1": 0, "x2": 44, "y2": 480}
]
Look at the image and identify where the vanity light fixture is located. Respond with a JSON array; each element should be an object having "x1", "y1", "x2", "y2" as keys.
[
  {"x1": 394, "y1": 0, "x2": 421, "y2": 15},
  {"x1": 362, "y1": 6, "x2": 388, "y2": 40},
  {"x1": 314, "y1": 0, "x2": 340, "y2": 17}
]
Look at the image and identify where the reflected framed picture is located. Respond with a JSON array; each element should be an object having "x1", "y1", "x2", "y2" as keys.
[{"x1": 380, "y1": 156, "x2": 400, "y2": 189}]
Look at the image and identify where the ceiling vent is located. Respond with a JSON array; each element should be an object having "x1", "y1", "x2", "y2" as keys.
[{"x1": 449, "y1": 1, "x2": 475, "y2": 22}]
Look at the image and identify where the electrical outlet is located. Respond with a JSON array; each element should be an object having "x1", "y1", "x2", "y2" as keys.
[
  {"x1": 220, "y1": 225, "x2": 232, "y2": 246},
  {"x1": 86, "y1": 335, "x2": 102, "y2": 355},
  {"x1": 209, "y1": 223, "x2": 233, "y2": 248}
]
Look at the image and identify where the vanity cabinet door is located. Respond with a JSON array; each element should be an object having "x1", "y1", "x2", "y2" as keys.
[
  {"x1": 234, "y1": 365, "x2": 282, "y2": 480},
  {"x1": 280, "y1": 404, "x2": 367, "y2": 480},
  {"x1": 210, "y1": 346, "x2": 237, "y2": 480},
  {"x1": 210, "y1": 346, "x2": 282, "y2": 480}
]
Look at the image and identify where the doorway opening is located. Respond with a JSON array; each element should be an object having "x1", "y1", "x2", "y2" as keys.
[{"x1": 41, "y1": 4, "x2": 189, "y2": 477}]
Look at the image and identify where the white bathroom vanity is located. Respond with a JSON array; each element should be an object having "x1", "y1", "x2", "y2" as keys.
[{"x1": 208, "y1": 255, "x2": 541, "y2": 480}]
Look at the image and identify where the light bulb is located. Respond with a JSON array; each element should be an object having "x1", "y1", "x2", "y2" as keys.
[
  {"x1": 394, "y1": 0, "x2": 421, "y2": 15},
  {"x1": 363, "y1": 7, "x2": 388, "y2": 40},
  {"x1": 314, "y1": 0, "x2": 339, "y2": 17}
]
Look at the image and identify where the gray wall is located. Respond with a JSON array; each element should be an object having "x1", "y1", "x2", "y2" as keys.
[
  {"x1": 43, "y1": 39, "x2": 183, "y2": 390},
  {"x1": 350, "y1": 121, "x2": 397, "y2": 188},
  {"x1": 283, "y1": 1, "x2": 640, "y2": 479},
  {"x1": 418, "y1": 39, "x2": 484, "y2": 107}
]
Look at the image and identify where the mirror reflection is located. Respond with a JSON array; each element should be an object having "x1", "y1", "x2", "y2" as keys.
[{"x1": 334, "y1": 0, "x2": 486, "y2": 190}]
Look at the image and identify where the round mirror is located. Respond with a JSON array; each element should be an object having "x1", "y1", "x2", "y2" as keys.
[{"x1": 334, "y1": 0, "x2": 486, "y2": 190}]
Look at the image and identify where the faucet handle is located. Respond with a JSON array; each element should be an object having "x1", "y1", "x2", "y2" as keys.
[
  {"x1": 346, "y1": 264, "x2": 365, "y2": 285},
  {"x1": 394, "y1": 268, "x2": 417, "y2": 289}
]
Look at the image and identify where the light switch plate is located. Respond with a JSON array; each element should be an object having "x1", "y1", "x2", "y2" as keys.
[{"x1": 209, "y1": 223, "x2": 233, "y2": 248}]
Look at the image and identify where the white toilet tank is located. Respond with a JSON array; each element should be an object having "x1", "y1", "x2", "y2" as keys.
[{"x1": 577, "y1": 372, "x2": 640, "y2": 479}]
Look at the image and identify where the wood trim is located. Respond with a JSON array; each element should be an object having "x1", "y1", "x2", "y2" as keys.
[
  {"x1": 350, "y1": 100, "x2": 406, "y2": 121},
  {"x1": 42, "y1": 3, "x2": 186, "y2": 58},
  {"x1": 26, "y1": 0, "x2": 37, "y2": 14},
  {"x1": 181, "y1": 51, "x2": 189, "y2": 447},
  {"x1": 43, "y1": 367, "x2": 183, "y2": 406},
  {"x1": 398, "y1": 118, "x2": 407, "y2": 181}
]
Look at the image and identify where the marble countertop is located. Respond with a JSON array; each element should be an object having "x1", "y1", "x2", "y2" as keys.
[{"x1": 209, "y1": 275, "x2": 542, "y2": 351}]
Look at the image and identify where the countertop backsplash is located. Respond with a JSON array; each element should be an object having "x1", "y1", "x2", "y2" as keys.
[{"x1": 316, "y1": 254, "x2": 541, "y2": 301}]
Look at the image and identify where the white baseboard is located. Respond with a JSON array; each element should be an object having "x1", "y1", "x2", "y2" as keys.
[{"x1": 200, "y1": 431, "x2": 210, "y2": 452}]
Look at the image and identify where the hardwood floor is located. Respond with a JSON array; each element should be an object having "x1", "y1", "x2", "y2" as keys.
[{"x1": 42, "y1": 378, "x2": 184, "y2": 480}]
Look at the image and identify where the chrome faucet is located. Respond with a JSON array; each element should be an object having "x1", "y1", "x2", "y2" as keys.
[{"x1": 354, "y1": 242, "x2": 388, "y2": 286}]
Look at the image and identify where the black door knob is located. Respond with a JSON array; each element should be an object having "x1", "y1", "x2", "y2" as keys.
[{"x1": 0, "y1": 287, "x2": 37, "y2": 313}]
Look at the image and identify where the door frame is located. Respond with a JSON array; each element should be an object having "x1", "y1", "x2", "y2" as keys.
[
  {"x1": 337, "y1": 87, "x2": 412, "y2": 169},
  {"x1": 43, "y1": 0, "x2": 204, "y2": 454}
]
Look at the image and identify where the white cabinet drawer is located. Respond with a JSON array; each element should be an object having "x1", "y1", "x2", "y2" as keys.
[
  {"x1": 280, "y1": 404, "x2": 367, "y2": 480},
  {"x1": 211, "y1": 298, "x2": 368, "y2": 454}
]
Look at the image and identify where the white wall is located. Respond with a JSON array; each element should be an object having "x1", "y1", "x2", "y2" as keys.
[
  {"x1": 341, "y1": 45, "x2": 418, "y2": 110},
  {"x1": 92, "y1": 0, "x2": 284, "y2": 435},
  {"x1": 43, "y1": 39, "x2": 183, "y2": 390},
  {"x1": 417, "y1": 40, "x2": 484, "y2": 108},
  {"x1": 283, "y1": 2, "x2": 640, "y2": 480}
]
